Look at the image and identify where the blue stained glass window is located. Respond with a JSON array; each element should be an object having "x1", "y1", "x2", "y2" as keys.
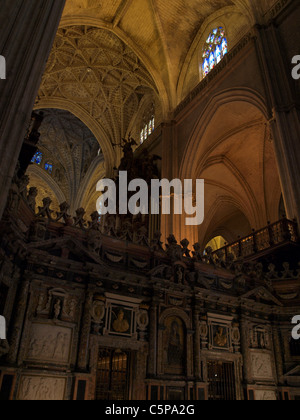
[
  {"x1": 215, "y1": 45, "x2": 222, "y2": 64},
  {"x1": 203, "y1": 58, "x2": 209, "y2": 76},
  {"x1": 202, "y1": 27, "x2": 228, "y2": 78},
  {"x1": 209, "y1": 52, "x2": 215, "y2": 70},
  {"x1": 45, "y1": 162, "x2": 53, "y2": 174},
  {"x1": 31, "y1": 151, "x2": 43, "y2": 165},
  {"x1": 140, "y1": 117, "x2": 155, "y2": 144}
]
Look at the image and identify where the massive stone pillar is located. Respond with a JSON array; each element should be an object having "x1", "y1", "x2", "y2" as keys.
[
  {"x1": 7, "y1": 278, "x2": 30, "y2": 365},
  {"x1": 255, "y1": 18, "x2": 300, "y2": 224},
  {"x1": 0, "y1": 0, "x2": 65, "y2": 219}
]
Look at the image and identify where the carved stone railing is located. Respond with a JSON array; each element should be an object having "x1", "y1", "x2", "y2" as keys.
[{"x1": 212, "y1": 218, "x2": 299, "y2": 261}]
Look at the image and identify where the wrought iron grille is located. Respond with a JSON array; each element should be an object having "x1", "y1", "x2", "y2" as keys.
[
  {"x1": 207, "y1": 361, "x2": 236, "y2": 401},
  {"x1": 96, "y1": 348, "x2": 130, "y2": 401}
]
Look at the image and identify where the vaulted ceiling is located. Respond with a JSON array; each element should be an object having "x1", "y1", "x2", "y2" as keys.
[
  {"x1": 59, "y1": 0, "x2": 278, "y2": 106},
  {"x1": 27, "y1": 109, "x2": 105, "y2": 214},
  {"x1": 32, "y1": 0, "x2": 279, "y2": 216}
]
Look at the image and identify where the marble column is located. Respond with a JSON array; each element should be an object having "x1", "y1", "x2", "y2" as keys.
[
  {"x1": 7, "y1": 278, "x2": 30, "y2": 365},
  {"x1": 77, "y1": 290, "x2": 94, "y2": 372},
  {"x1": 0, "y1": 0, "x2": 66, "y2": 220}
]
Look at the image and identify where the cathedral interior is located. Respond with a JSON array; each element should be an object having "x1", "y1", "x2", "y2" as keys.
[{"x1": 0, "y1": 0, "x2": 300, "y2": 401}]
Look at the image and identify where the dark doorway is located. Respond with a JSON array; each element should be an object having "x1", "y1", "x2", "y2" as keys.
[
  {"x1": 96, "y1": 349, "x2": 131, "y2": 400},
  {"x1": 207, "y1": 361, "x2": 236, "y2": 400}
]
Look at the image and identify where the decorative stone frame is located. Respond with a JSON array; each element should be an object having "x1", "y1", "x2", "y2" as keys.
[
  {"x1": 157, "y1": 308, "x2": 193, "y2": 377},
  {"x1": 102, "y1": 293, "x2": 145, "y2": 340},
  {"x1": 207, "y1": 312, "x2": 234, "y2": 352}
]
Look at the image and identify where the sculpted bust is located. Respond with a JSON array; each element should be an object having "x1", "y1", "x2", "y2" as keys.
[{"x1": 113, "y1": 310, "x2": 129, "y2": 333}]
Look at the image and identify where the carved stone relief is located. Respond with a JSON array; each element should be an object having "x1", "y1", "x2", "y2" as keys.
[
  {"x1": 251, "y1": 352, "x2": 274, "y2": 381},
  {"x1": 255, "y1": 390, "x2": 277, "y2": 401},
  {"x1": 250, "y1": 325, "x2": 271, "y2": 350},
  {"x1": 26, "y1": 323, "x2": 72, "y2": 364},
  {"x1": 18, "y1": 376, "x2": 66, "y2": 401}
]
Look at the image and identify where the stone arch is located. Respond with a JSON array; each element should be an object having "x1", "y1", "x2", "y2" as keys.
[
  {"x1": 159, "y1": 308, "x2": 192, "y2": 329},
  {"x1": 200, "y1": 155, "x2": 261, "y2": 226},
  {"x1": 177, "y1": 6, "x2": 252, "y2": 102},
  {"x1": 34, "y1": 99, "x2": 114, "y2": 177},
  {"x1": 175, "y1": 89, "x2": 277, "y2": 245},
  {"x1": 199, "y1": 195, "x2": 252, "y2": 251},
  {"x1": 75, "y1": 156, "x2": 106, "y2": 215},
  {"x1": 180, "y1": 88, "x2": 269, "y2": 180},
  {"x1": 27, "y1": 165, "x2": 66, "y2": 213}
]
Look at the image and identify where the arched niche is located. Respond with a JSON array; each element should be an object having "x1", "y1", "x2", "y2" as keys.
[{"x1": 157, "y1": 308, "x2": 193, "y2": 378}]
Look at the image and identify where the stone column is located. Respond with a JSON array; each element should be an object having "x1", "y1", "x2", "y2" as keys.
[
  {"x1": 77, "y1": 290, "x2": 94, "y2": 372},
  {"x1": 7, "y1": 278, "x2": 30, "y2": 364},
  {"x1": 240, "y1": 317, "x2": 252, "y2": 385},
  {"x1": 193, "y1": 308, "x2": 201, "y2": 380},
  {"x1": 0, "y1": 0, "x2": 66, "y2": 220},
  {"x1": 147, "y1": 301, "x2": 158, "y2": 377},
  {"x1": 272, "y1": 322, "x2": 284, "y2": 385},
  {"x1": 254, "y1": 23, "x2": 300, "y2": 224},
  {"x1": 187, "y1": 329, "x2": 194, "y2": 378}
]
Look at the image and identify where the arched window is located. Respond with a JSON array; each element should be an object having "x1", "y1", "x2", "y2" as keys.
[
  {"x1": 31, "y1": 151, "x2": 43, "y2": 165},
  {"x1": 140, "y1": 116, "x2": 155, "y2": 145},
  {"x1": 205, "y1": 236, "x2": 227, "y2": 252},
  {"x1": 202, "y1": 27, "x2": 228, "y2": 78},
  {"x1": 45, "y1": 162, "x2": 53, "y2": 175}
]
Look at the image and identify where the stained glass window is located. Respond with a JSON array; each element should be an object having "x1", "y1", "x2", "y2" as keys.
[
  {"x1": 45, "y1": 162, "x2": 53, "y2": 174},
  {"x1": 140, "y1": 117, "x2": 155, "y2": 144},
  {"x1": 31, "y1": 151, "x2": 43, "y2": 165},
  {"x1": 202, "y1": 27, "x2": 228, "y2": 78}
]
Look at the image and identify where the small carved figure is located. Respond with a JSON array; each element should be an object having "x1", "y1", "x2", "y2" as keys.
[
  {"x1": 36, "y1": 197, "x2": 53, "y2": 220},
  {"x1": 53, "y1": 299, "x2": 61, "y2": 320},
  {"x1": 180, "y1": 239, "x2": 191, "y2": 258},
  {"x1": 56, "y1": 202, "x2": 72, "y2": 225},
  {"x1": 192, "y1": 243, "x2": 203, "y2": 262},
  {"x1": 166, "y1": 235, "x2": 182, "y2": 261},
  {"x1": 18, "y1": 175, "x2": 30, "y2": 199},
  {"x1": 27, "y1": 187, "x2": 38, "y2": 213},
  {"x1": 73, "y1": 208, "x2": 87, "y2": 229},
  {"x1": 175, "y1": 265, "x2": 184, "y2": 284},
  {"x1": 150, "y1": 231, "x2": 164, "y2": 252},
  {"x1": 88, "y1": 211, "x2": 101, "y2": 231}
]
